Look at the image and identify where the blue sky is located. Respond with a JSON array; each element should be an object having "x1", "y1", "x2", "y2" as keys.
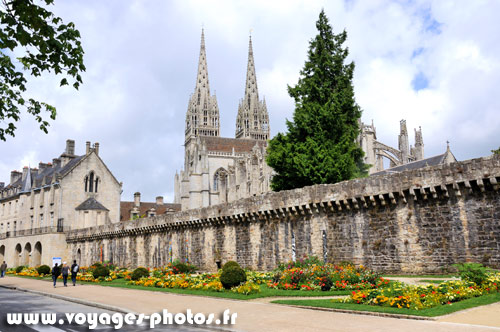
[{"x1": 1, "y1": 0, "x2": 499, "y2": 202}]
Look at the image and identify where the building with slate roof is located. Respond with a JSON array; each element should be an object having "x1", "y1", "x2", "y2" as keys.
[
  {"x1": 371, "y1": 145, "x2": 457, "y2": 176},
  {"x1": 0, "y1": 140, "x2": 122, "y2": 267},
  {"x1": 120, "y1": 192, "x2": 180, "y2": 221},
  {"x1": 174, "y1": 31, "x2": 273, "y2": 210}
]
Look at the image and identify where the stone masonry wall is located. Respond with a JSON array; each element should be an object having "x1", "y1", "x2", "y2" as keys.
[{"x1": 66, "y1": 155, "x2": 500, "y2": 273}]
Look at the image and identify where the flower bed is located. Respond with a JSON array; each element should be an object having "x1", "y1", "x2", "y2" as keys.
[
  {"x1": 128, "y1": 271, "x2": 269, "y2": 295},
  {"x1": 344, "y1": 273, "x2": 500, "y2": 310},
  {"x1": 267, "y1": 261, "x2": 387, "y2": 291}
]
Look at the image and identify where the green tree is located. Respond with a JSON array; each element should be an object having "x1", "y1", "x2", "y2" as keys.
[
  {"x1": 0, "y1": 0, "x2": 85, "y2": 141},
  {"x1": 266, "y1": 10, "x2": 366, "y2": 191},
  {"x1": 492, "y1": 147, "x2": 500, "y2": 155}
]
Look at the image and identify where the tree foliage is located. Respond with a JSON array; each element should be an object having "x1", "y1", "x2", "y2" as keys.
[
  {"x1": 266, "y1": 10, "x2": 366, "y2": 191},
  {"x1": 0, "y1": 0, "x2": 85, "y2": 141},
  {"x1": 492, "y1": 147, "x2": 500, "y2": 155}
]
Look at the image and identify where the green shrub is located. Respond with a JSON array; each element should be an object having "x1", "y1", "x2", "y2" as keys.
[
  {"x1": 222, "y1": 261, "x2": 240, "y2": 271},
  {"x1": 171, "y1": 260, "x2": 197, "y2": 274},
  {"x1": 15, "y1": 266, "x2": 25, "y2": 273},
  {"x1": 131, "y1": 267, "x2": 149, "y2": 281},
  {"x1": 453, "y1": 262, "x2": 491, "y2": 285},
  {"x1": 37, "y1": 265, "x2": 51, "y2": 275},
  {"x1": 220, "y1": 265, "x2": 247, "y2": 289},
  {"x1": 92, "y1": 265, "x2": 110, "y2": 279}
]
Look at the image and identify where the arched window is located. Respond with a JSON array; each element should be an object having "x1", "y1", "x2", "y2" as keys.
[
  {"x1": 84, "y1": 172, "x2": 99, "y2": 193},
  {"x1": 89, "y1": 172, "x2": 94, "y2": 192},
  {"x1": 213, "y1": 173, "x2": 219, "y2": 191}
]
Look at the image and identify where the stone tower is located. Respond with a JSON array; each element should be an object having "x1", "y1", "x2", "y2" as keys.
[
  {"x1": 185, "y1": 29, "x2": 220, "y2": 147},
  {"x1": 412, "y1": 127, "x2": 424, "y2": 160},
  {"x1": 235, "y1": 36, "x2": 270, "y2": 140},
  {"x1": 398, "y1": 119, "x2": 409, "y2": 165}
]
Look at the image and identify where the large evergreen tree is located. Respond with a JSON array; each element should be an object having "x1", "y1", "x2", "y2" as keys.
[{"x1": 267, "y1": 10, "x2": 366, "y2": 191}]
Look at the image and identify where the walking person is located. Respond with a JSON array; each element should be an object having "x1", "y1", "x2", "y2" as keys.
[
  {"x1": 51, "y1": 263, "x2": 61, "y2": 288},
  {"x1": 70, "y1": 260, "x2": 79, "y2": 286},
  {"x1": 0, "y1": 261, "x2": 7, "y2": 278},
  {"x1": 61, "y1": 262, "x2": 70, "y2": 287}
]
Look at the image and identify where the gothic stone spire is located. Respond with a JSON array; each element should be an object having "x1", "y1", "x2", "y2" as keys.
[
  {"x1": 185, "y1": 29, "x2": 220, "y2": 144},
  {"x1": 235, "y1": 35, "x2": 270, "y2": 141}
]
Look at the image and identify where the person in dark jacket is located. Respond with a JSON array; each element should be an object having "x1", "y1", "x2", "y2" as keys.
[
  {"x1": 0, "y1": 261, "x2": 7, "y2": 278},
  {"x1": 70, "y1": 260, "x2": 79, "y2": 286},
  {"x1": 51, "y1": 263, "x2": 61, "y2": 288},
  {"x1": 61, "y1": 262, "x2": 70, "y2": 287}
]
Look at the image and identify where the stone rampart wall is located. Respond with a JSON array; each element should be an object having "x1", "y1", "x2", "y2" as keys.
[{"x1": 66, "y1": 155, "x2": 500, "y2": 273}]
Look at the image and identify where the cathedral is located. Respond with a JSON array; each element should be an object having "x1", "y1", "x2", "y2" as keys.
[{"x1": 174, "y1": 31, "x2": 273, "y2": 210}]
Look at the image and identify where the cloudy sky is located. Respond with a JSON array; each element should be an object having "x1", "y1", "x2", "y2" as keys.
[{"x1": 1, "y1": 0, "x2": 499, "y2": 203}]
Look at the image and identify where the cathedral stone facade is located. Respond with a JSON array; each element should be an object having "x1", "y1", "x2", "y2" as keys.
[
  {"x1": 359, "y1": 119, "x2": 425, "y2": 174},
  {"x1": 174, "y1": 31, "x2": 273, "y2": 210}
]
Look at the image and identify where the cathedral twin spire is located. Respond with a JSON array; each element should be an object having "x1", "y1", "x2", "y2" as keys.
[
  {"x1": 185, "y1": 29, "x2": 220, "y2": 144},
  {"x1": 235, "y1": 36, "x2": 270, "y2": 140},
  {"x1": 185, "y1": 30, "x2": 269, "y2": 143}
]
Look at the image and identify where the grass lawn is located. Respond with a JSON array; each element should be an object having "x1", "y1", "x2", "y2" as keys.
[
  {"x1": 7, "y1": 275, "x2": 350, "y2": 300},
  {"x1": 272, "y1": 292, "x2": 500, "y2": 317},
  {"x1": 382, "y1": 274, "x2": 454, "y2": 279}
]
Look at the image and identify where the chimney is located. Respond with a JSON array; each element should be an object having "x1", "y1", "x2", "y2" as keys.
[
  {"x1": 39, "y1": 162, "x2": 48, "y2": 171},
  {"x1": 156, "y1": 196, "x2": 164, "y2": 205},
  {"x1": 86, "y1": 141, "x2": 91, "y2": 155},
  {"x1": 52, "y1": 158, "x2": 61, "y2": 168},
  {"x1": 94, "y1": 142, "x2": 99, "y2": 156},
  {"x1": 134, "y1": 192, "x2": 141, "y2": 207},
  {"x1": 10, "y1": 170, "x2": 22, "y2": 184},
  {"x1": 22, "y1": 166, "x2": 29, "y2": 181},
  {"x1": 0, "y1": 182, "x2": 4, "y2": 189},
  {"x1": 66, "y1": 139, "x2": 75, "y2": 155}
]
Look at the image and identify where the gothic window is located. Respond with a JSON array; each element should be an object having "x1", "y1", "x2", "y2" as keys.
[
  {"x1": 213, "y1": 173, "x2": 219, "y2": 191},
  {"x1": 89, "y1": 172, "x2": 94, "y2": 192},
  {"x1": 85, "y1": 172, "x2": 99, "y2": 193}
]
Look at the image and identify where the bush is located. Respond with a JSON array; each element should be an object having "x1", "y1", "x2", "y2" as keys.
[
  {"x1": 92, "y1": 265, "x2": 110, "y2": 279},
  {"x1": 319, "y1": 276, "x2": 333, "y2": 291},
  {"x1": 131, "y1": 267, "x2": 149, "y2": 281},
  {"x1": 222, "y1": 261, "x2": 240, "y2": 271},
  {"x1": 220, "y1": 266, "x2": 247, "y2": 289},
  {"x1": 171, "y1": 260, "x2": 197, "y2": 274},
  {"x1": 453, "y1": 262, "x2": 491, "y2": 286},
  {"x1": 37, "y1": 265, "x2": 51, "y2": 275},
  {"x1": 15, "y1": 266, "x2": 25, "y2": 273}
]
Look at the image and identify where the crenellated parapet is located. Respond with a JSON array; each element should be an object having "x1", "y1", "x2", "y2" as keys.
[{"x1": 67, "y1": 154, "x2": 500, "y2": 244}]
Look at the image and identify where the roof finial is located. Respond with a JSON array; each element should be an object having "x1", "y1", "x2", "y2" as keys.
[{"x1": 446, "y1": 140, "x2": 450, "y2": 151}]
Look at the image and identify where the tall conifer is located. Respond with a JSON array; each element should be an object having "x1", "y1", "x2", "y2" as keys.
[{"x1": 267, "y1": 10, "x2": 366, "y2": 191}]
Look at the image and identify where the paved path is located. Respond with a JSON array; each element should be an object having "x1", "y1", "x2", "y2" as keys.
[
  {"x1": 1, "y1": 276, "x2": 499, "y2": 332},
  {"x1": 385, "y1": 277, "x2": 458, "y2": 285}
]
